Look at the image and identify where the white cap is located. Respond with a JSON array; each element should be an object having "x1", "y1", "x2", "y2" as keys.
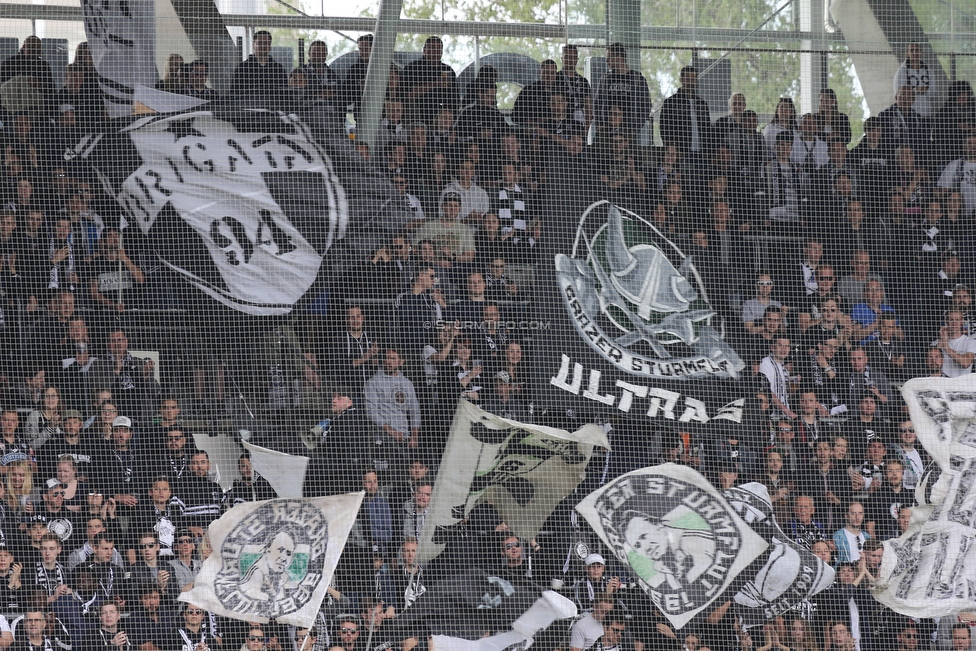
[
  {"x1": 585, "y1": 553, "x2": 605, "y2": 566},
  {"x1": 112, "y1": 416, "x2": 132, "y2": 428}
]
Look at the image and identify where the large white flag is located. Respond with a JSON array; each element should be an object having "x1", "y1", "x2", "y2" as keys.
[
  {"x1": 180, "y1": 494, "x2": 363, "y2": 626},
  {"x1": 74, "y1": 110, "x2": 349, "y2": 315},
  {"x1": 575, "y1": 463, "x2": 768, "y2": 629},
  {"x1": 873, "y1": 376, "x2": 976, "y2": 617},
  {"x1": 723, "y1": 483, "x2": 835, "y2": 628},
  {"x1": 242, "y1": 442, "x2": 309, "y2": 499},
  {"x1": 418, "y1": 400, "x2": 609, "y2": 563},
  {"x1": 81, "y1": 0, "x2": 158, "y2": 117}
]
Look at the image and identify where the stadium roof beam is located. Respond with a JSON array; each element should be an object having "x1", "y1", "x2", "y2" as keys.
[
  {"x1": 1, "y1": 3, "x2": 854, "y2": 45},
  {"x1": 830, "y1": 0, "x2": 950, "y2": 113}
]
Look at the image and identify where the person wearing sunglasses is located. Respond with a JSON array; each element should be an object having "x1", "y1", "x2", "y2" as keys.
[
  {"x1": 166, "y1": 529, "x2": 200, "y2": 591},
  {"x1": 597, "y1": 615, "x2": 630, "y2": 651},
  {"x1": 328, "y1": 617, "x2": 359, "y2": 651},
  {"x1": 244, "y1": 628, "x2": 267, "y2": 651},
  {"x1": 170, "y1": 604, "x2": 216, "y2": 651},
  {"x1": 293, "y1": 628, "x2": 317, "y2": 651},
  {"x1": 891, "y1": 420, "x2": 927, "y2": 491},
  {"x1": 498, "y1": 534, "x2": 539, "y2": 581},
  {"x1": 39, "y1": 477, "x2": 82, "y2": 549},
  {"x1": 128, "y1": 532, "x2": 178, "y2": 601}
]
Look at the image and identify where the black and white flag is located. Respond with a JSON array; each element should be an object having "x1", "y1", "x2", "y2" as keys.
[
  {"x1": 72, "y1": 110, "x2": 349, "y2": 315},
  {"x1": 723, "y1": 483, "x2": 835, "y2": 628},
  {"x1": 392, "y1": 569, "x2": 576, "y2": 648},
  {"x1": 180, "y1": 494, "x2": 363, "y2": 626},
  {"x1": 418, "y1": 400, "x2": 609, "y2": 563},
  {"x1": 575, "y1": 463, "x2": 768, "y2": 629},
  {"x1": 873, "y1": 376, "x2": 976, "y2": 617},
  {"x1": 81, "y1": 0, "x2": 158, "y2": 117},
  {"x1": 536, "y1": 200, "x2": 750, "y2": 432}
]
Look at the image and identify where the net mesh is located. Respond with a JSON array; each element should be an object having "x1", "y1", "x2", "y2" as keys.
[{"x1": 0, "y1": 0, "x2": 974, "y2": 649}]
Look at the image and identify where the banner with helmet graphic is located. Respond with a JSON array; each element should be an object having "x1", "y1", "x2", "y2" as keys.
[{"x1": 539, "y1": 200, "x2": 748, "y2": 429}]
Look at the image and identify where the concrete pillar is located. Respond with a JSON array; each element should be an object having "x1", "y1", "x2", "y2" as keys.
[
  {"x1": 799, "y1": 0, "x2": 825, "y2": 115},
  {"x1": 169, "y1": 0, "x2": 240, "y2": 94},
  {"x1": 358, "y1": 0, "x2": 404, "y2": 148},
  {"x1": 607, "y1": 0, "x2": 641, "y2": 71}
]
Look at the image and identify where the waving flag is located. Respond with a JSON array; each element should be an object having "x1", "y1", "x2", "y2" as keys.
[
  {"x1": 180, "y1": 494, "x2": 363, "y2": 626},
  {"x1": 419, "y1": 400, "x2": 609, "y2": 563},
  {"x1": 723, "y1": 483, "x2": 835, "y2": 628},
  {"x1": 82, "y1": 0, "x2": 158, "y2": 116},
  {"x1": 873, "y1": 376, "x2": 976, "y2": 617},
  {"x1": 391, "y1": 568, "x2": 576, "y2": 647},
  {"x1": 242, "y1": 442, "x2": 309, "y2": 499},
  {"x1": 575, "y1": 463, "x2": 767, "y2": 629}
]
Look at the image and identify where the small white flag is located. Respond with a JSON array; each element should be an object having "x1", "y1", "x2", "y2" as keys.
[{"x1": 242, "y1": 442, "x2": 309, "y2": 498}]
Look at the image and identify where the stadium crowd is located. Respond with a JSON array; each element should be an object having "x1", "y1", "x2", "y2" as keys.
[{"x1": 0, "y1": 27, "x2": 974, "y2": 651}]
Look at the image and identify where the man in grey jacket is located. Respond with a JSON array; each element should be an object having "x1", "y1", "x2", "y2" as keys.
[{"x1": 365, "y1": 348, "x2": 422, "y2": 451}]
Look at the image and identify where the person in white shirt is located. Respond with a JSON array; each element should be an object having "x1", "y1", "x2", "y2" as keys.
[
  {"x1": 570, "y1": 593, "x2": 613, "y2": 651},
  {"x1": 443, "y1": 158, "x2": 490, "y2": 224},
  {"x1": 937, "y1": 134, "x2": 976, "y2": 216},
  {"x1": 937, "y1": 310, "x2": 976, "y2": 377},
  {"x1": 832, "y1": 501, "x2": 869, "y2": 563},
  {"x1": 894, "y1": 43, "x2": 934, "y2": 117}
]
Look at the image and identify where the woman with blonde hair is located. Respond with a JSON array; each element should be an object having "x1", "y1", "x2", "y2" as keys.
[
  {"x1": 4, "y1": 461, "x2": 34, "y2": 514},
  {"x1": 158, "y1": 53, "x2": 185, "y2": 94}
]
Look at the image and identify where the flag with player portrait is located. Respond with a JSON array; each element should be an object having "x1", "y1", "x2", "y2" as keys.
[{"x1": 180, "y1": 494, "x2": 363, "y2": 627}]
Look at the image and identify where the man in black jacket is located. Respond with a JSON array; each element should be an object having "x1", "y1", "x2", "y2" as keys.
[
  {"x1": 0, "y1": 36, "x2": 53, "y2": 101},
  {"x1": 173, "y1": 451, "x2": 226, "y2": 537},
  {"x1": 226, "y1": 452, "x2": 276, "y2": 506},
  {"x1": 304, "y1": 388, "x2": 370, "y2": 497},
  {"x1": 593, "y1": 43, "x2": 651, "y2": 137},
  {"x1": 660, "y1": 65, "x2": 714, "y2": 158},
  {"x1": 402, "y1": 36, "x2": 458, "y2": 124},
  {"x1": 231, "y1": 30, "x2": 287, "y2": 104},
  {"x1": 339, "y1": 34, "x2": 373, "y2": 112}
]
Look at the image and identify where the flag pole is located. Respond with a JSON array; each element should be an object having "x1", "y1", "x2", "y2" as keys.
[{"x1": 364, "y1": 605, "x2": 377, "y2": 651}]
